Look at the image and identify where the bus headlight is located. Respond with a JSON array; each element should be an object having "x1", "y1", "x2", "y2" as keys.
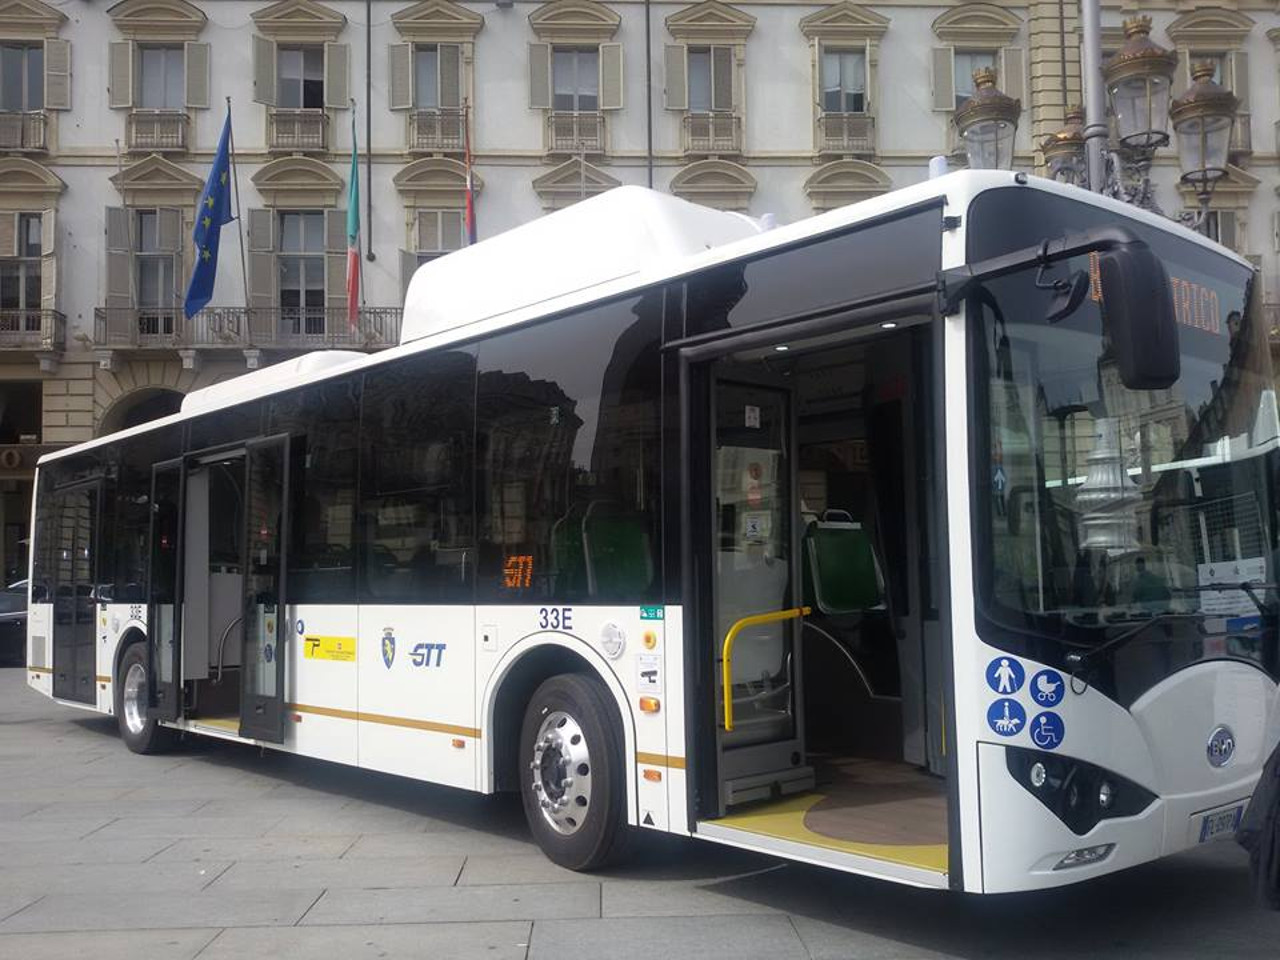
[{"x1": 1005, "y1": 747, "x2": 1157, "y2": 835}]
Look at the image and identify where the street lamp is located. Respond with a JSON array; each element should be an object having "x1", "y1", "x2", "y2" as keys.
[
  {"x1": 1103, "y1": 16, "x2": 1176, "y2": 152},
  {"x1": 1170, "y1": 60, "x2": 1238, "y2": 218},
  {"x1": 954, "y1": 67, "x2": 1020, "y2": 170},
  {"x1": 1042, "y1": 106, "x2": 1087, "y2": 186}
]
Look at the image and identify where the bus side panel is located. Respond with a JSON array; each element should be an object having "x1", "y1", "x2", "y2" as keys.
[
  {"x1": 287, "y1": 603, "x2": 359, "y2": 766},
  {"x1": 661, "y1": 604, "x2": 689, "y2": 835},
  {"x1": 95, "y1": 602, "x2": 146, "y2": 715},
  {"x1": 27, "y1": 601, "x2": 52, "y2": 694}
]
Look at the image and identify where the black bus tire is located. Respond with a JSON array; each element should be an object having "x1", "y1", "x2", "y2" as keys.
[
  {"x1": 519, "y1": 672, "x2": 631, "y2": 871},
  {"x1": 114, "y1": 642, "x2": 177, "y2": 755}
]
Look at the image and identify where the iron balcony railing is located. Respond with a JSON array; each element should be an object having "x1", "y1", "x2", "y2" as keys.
[
  {"x1": 93, "y1": 306, "x2": 401, "y2": 351},
  {"x1": 0, "y1": 309, "x2": 64, "y2": 350},
  {"x1": 683, "y1": 112, "x2": 742, "y2": 156},
  {"x1": 127, "y1": 110, "x2": 189, "y2": 152},
  {"x1": 817, "y1": 113, "x2": 875, "y2": 156},
  {"x1": 0, "y1": 111, "x2": 47, "y2": 151},
  {"x1": 546, "y1": 111, "x2": 605, "y2": 155},
  {"x1": 409, "y1": 108, "x2": 465, "y2": 152},
  {"x1": 268, "y1": 108, "x2": 328, "y2": 152}
]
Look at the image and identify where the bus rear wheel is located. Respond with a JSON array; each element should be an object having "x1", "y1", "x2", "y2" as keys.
[
  {"x1": 519, "y1": 673, "x2": 628, "y2": 871},
  {"x1": 114, "y1": 642, "x2": 177, "y2": 755}
]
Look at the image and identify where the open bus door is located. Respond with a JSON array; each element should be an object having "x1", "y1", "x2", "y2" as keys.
[
  {"x1": 147, "y1": 459, "x2": 184, "y2": 722},
  {"x1": 50, "y1": 480, "x2": 101, "y2": 705}
]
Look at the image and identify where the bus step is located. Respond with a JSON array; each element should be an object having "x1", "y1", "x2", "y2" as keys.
[{"x1": 724, "y1": 766, "x2": 815, "y2": 807}]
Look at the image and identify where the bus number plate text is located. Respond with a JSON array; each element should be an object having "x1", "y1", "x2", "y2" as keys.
[{"x1": 538, "y1": 607, "x2": 573, "y2": 631}]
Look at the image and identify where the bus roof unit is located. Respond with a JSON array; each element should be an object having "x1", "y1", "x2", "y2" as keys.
[{"x1": 180, "y1": 350, "x2": 367, "y2": 415}]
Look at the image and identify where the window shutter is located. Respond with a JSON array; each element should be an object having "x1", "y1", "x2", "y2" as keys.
[
  {"x1": 325, "y1": 207, "x2": 348, "y2": 311},
  {"x1": 185, "y1": 42, "x2": 210, "y2": 110},
  {"x1": 389, "y1": 43, "x2": 414, "y2": 110},
  {"x1": 931, "y1": 47, "x2": 954, "y2": 111},
  {"x1": 1228, "y1": 50, "x2": 1249, "y2": 110},
  {"x1": 252, "y1": 35, "x2": 277, "y2": 106},
  {"x1": 529, "y1": 43, "x2": 551, "y2": 110},
  {"x1": 600, "y1": 43, "x2": 623, "y2": 111},
  {"x1": 440, "y1": 44, "x2": 462, "y2": 110},
  {"x1": 246, "y1": 208, "x2": 275, "y2": 309},
  {"x1": 712, "y1": 46, "x2": 733, "y2": 112},
  {"x1": 41, "y1": 209, "x2": 56, "y2": 313},
  {"x1": 108, "y1": 41, "x2": 133, "y2": 110},
  {"x1": 1217, "y1": 211, "x2": 1238, "y2": 252},
  {"x1": 324, "y1": 43, "x2": 350, "y2": 110},
  {"x1": 43, "y1": 39, "x2": 70, "y2": 111},
  {"x1": 440, "y1": 210, "x2": 464, "y2": 252},
  {"x1": 416, "y1": 209, "x2": 440, "y2": 252},
  {"x1": 0, "y1": 212, "x2": 16, "y2": 258},
  {"x1": 664, "y1": 45, "x2": 688, "y2": 111},
  {"x1": 1272, "y1": 209, "x2": 1280, "y2": 254},
  {"x1": 1000, "y1": 46, "x2": 1025, "y2": 110},
  {"x1": 170, "y1": 249, "x2": 185, "y2": 308},
  {"x1": 247, "y1": 208, "x2": 274, "y2": 252},
  {"x1": 864, "y1": 39, "x2": 874, "y2": 116},
  {"x1": 325, "y1": 207, "x2": 347, "y2": 254},
  {"x1": 105, "y1": 206, "x2": 133, "y2": 309},
  {"x1": 1171, "y1": 50, "x2": 1188, "y2": 100},
  {"x1": 400, "y1": 248, "x2": 418, "y2": 303},
  {"x1": 157, "y1": 208, "x2": 183, "y2": 253}
]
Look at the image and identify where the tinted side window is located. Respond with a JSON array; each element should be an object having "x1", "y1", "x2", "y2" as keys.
[
  {"x1": 187, "y1": 401, "x2": 264, "y2": 451},
  {"x1": 475, "y1": 294, "x2": 662, "y2": 603},
  {"x1": 112, "y1": 426, "x2": 183, "y2": 603},
  {"x1": 359, "y1": 350, "x2": 476, "y2": 603},
  {"x1": 270, "y1": 377, "x2": 361, "y2": 603}
]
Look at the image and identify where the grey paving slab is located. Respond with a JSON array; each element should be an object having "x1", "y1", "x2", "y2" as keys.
[
  {"x1": 601, "y1": 878, "x2": 785, "y2": 917},
  {"x1": 197, "y1": 921, "x2": 533, "y2": 960},
  {"x1": 343, "y1": 829, "x2": 537, "y2": 859},
  {"x1": 528, "y1": 916, "x2": 811, "y2": 960},
  {"x1": 89, "y1": 814, "x2": 285, "y2": 839},
  {"x1": 194, "y1": 795, "x2": 353, "y2": 818},
  {"x1": 457, "y1": 852, "x2": 592, "y2": 886},
  {"x1": 273, "y1": 808, "x2": 440, "y2": 836},
  {"x1": 0, "y1": 928, "x2": 221, "y2": 960},
  {"x1": 0, "y1": 861, "x2": 233, "y2": 898},
  {"x1": 301, "y1": 882, "x2": 602, "y2": 925},
  {"x1": 22, "y1": 797, "x2": 209, "y2": 820},
  {"x1": 0, "y1": 818, "x2": 114, "y2": 841},
  {"x1": 0, "y1": 887, "x2": 324, "y2": 933},
  {"x1": 790, "y1": 916, "x2": 964, "y2": 960},
  {"x1": 208, "y1": 855, "x2": 465, "y2": 891},
  {"x1": 152, "y1": 834, "x2": 359, "y2": 862},
  {"x1": 0, "y1": 838, "x2": 176, "y2": 867},
  {"x1": 0, "y1": 802, "x2": 48, "y2": 820},
  {"x1": 0, "y1": 895, "x2": 40, "y2": 924}
]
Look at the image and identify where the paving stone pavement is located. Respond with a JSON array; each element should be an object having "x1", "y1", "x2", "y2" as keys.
[{"x1": 2, "y1": 666, "x2": 1279, "y2": 959}]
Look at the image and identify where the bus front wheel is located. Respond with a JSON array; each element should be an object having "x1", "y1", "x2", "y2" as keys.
[
  {"x1": 114, "y1": 643, "x2": 177, "y2": 755},
  {"x1": 519, "y1": 673, "x2": 629, "y2": 871}
]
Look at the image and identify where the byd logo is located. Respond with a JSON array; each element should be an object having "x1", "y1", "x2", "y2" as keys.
[{"x1": 1207, "y1": 726, "x2": 1236, "y2": 768}]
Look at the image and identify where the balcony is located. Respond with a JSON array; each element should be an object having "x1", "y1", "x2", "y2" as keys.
[
  {"x1": 683, "y1": 112, "x2": 742, "y2": 157},
  {"x1": 127, "y1": 110, "x2": 189, "y2": 152},
  {"x1": 817, "y1": 113, "x2": 876, "y2": 157},
  {"x1": 268, "y1": 109, "x2": 328, "y2": 152},
  {"x1": 0, "y1": 112, "x2": 47, "y2": 152},
  {"x1": 546, "y1": 112, "x2": 605, "y2": 156},
  {"x1": 94, "y1": 306, "x2": 401, "y2": 353},
  {"x1": 0, "y1": 309, "x2": 64, "y2": 350},
  {"x1": 408, "y1": 108, "x2": 465, "y2": 153}
]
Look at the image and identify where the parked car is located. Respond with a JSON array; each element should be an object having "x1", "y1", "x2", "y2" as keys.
[{"x1": 0, "y1": 580, "x2": 27, "y2": 665}]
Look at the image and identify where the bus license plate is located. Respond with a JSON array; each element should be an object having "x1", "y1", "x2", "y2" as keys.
[{"x1": 1198, "y1": 805, "x2": 1243, "y2": 843}]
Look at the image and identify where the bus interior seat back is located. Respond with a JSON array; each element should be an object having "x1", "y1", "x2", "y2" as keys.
[
  {"x1": 803, "y1": 511, "x2": 885, "y2": 616},
  {"x1": 582, "y1": 503, "x2": 654, "y2": 598},
  {"x1": 551, "y1": 504, "x2": 588, "y2": 595}
]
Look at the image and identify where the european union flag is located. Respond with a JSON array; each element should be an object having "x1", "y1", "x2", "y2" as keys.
[{"x1": 183, "y1": 110, "x2": 234, "y2": 319}]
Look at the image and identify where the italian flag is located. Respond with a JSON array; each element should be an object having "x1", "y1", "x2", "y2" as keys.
[{"x1": 346, "y1": 114, "x2": 360, "y2": 331}]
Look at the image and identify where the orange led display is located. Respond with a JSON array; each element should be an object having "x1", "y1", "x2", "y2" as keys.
[{"x1": 503, "y1": 554, "x2": 534, "y2": 589}]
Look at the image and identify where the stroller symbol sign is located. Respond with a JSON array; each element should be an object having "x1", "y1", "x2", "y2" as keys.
[
  {"x1": 987, "y1": 698, "x2": 1026, "y2": 737},
  {"x1": 1031, "y1": 669, "x2": 1064, "y2": 707}
]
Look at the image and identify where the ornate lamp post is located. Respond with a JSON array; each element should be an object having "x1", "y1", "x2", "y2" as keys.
[
  {"x1": 1041, "y1": 106, "x2": 1086, "y2": 187},
  {"x1": 954, "y1": 68, "x2": 1020, "y2": 170},
  {"x1": 1170, "y1": 60, "x2": 1238, "y2": 224}
]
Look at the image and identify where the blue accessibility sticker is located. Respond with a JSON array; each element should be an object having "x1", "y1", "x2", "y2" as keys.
[
  {"x1": 1030, "y1": 669, "x2": 1065, "y2": 707},
  {"x1": 987, "y1": 698, "x2": 1026, "y2": 737},
  {"x1": 986, "y1": 656, "x2": 1025, "y2": 695},
  {"x1": 1030, "y1": 711, "x2": 1065, "y2": 750}
]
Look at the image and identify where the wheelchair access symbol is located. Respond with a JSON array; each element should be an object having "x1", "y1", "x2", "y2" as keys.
[
  {"x1": 987, "y1": 698, "x2": 1026, "y2": 737},
  {"x1": 1031, "y1": 712, "x2": 1065, "y2": 750},
  {"x1": 1030, "y1": 669, "x2": 1064, "y2": 707}
]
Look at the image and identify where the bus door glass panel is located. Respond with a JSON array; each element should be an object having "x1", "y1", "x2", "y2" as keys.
[
  {"x1": 147, "y1": 460, "x2": 183, "y2": 721},
  {"x1": 714, "y1": 381, "x2": 795, "y2": 748},
  {"x1": 240, "y1": 435, "x2": 289, "y2": 743},
  {"x1": 52, "y1": 483, "x2": 99, "y2": 704}
]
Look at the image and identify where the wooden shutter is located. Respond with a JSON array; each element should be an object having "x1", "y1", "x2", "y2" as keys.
[
  {"x1": 440, "y1": 210, "x2": 464, "y2": 252},
  {"x1": 711, "y1": 46, "x2": 733, "y2": 112},
  {"x1": 108, "y1": 41, "x2": 133, "y2": 110},
  {"x1": 1272, "y1": 210, "x2": 1280, "y2": 254},
  {"x1": 1171, "y1": 50, "x2": 1188, "y2": 100},
  {"x1": 1228, "y1": 50, "x2": 1249, "y2": 110},
  {"x1": 157, "y1": 208, "x2": 184, "y2": 307},
  {"x1": 529, "y1": 43, "x2": 551, "y2": 110},
  {"x1": 325, "y1": 208, "x2": 347, "y2": 311},
  {"x1": 664, "y1": 45, "x2": 687, "y2": 110},
  {"x1": 185, "y1": 42, "x2": 210, "y2": 110},
  {"x1": 931, "y1": 47, "x2": 954, "y2": 111},
  {"x1": 1001, "y1": 46, "x2": 1025, "y2": 110},
  {"x1": 863, "y1": 39, "x2": 874, "y2": 116},
  {"x1": 389, "y1": 43, "x2": 414, "y2": 110},
  {"x1": 43, "y1": 39, "x2": 70, "y2": 110},
  {"x1": 252, "y1": 35, "x2": 277, "y2": 106},
  {"x1": 40, "y1": 209, "x2": 56, "y2": 313},
  {"x1": 105, "y1": 206, "x2": 133, "y2": 309},
  {"x1": 416, "y1": 209, "x2": 440, "y2": 252},
  {"x1": 440, "y1": 44, "x2": 462, "y2": 109},
  {"x1": 324, "y1": 43, "x2": 350, "y2": 110},
  {"x1": 0, "y1": 213, "x2": 16, "y2": 258},
  {"x1": 247, "y1": 208, "x2": 275, "y2": 309},
  {"x1": 1216, "y1": 211, "x2": 1238, "y2": 252},
  {"x1": 599, "y1": 43, "x2": 623, "y2": 111}
]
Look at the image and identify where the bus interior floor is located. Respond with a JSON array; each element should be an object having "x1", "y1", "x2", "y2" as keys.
[{"x1": 716, "y1": 756, "x2": 948, "y2": 871}]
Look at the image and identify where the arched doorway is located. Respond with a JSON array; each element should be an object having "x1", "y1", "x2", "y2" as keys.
[{"x1": 99, "y1": 387, "x2": 184, "y2": 437}]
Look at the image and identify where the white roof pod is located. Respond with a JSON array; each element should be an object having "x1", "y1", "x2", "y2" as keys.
[
  {"x1": 400, "y1": 185, "x2": 768, "y2": 345},
  {"x1": 180, "y1": 350, "x2": 366, "y2": 414}
]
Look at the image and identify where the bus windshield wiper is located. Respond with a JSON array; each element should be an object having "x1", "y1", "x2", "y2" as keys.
[
  {"x1": 1064, "y1": 612, "x2": 1203, "y2": 672},
  {"x1": 1180, "y1": 581, "x2": 1279, "y2": 618}
]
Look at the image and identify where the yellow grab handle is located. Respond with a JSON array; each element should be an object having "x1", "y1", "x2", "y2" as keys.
[{"x1": 721, "y1": 606, "x2": 810, "y2": 731}]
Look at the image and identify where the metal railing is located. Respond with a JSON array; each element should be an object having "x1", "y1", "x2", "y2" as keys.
[
  {"x1": 817, "y1": 113, "x2": 875, "y2": 156},
  {"x1": 0, "y1": 309, "x2": 64, "y2": 350},
  {"x1": 0, "y1": 111, "x2": 47, "y2": 151},
  {"x1": 93, "y1": 306, "x2": 401, "y2": 351},
  {"x1": 546, "y1": 111, "x2": 605, "y2": 154},
  {"x1": 127, "y1": 110, "x2": 189, "y2": 152},
  {"x1": 268, "y1": 108, "x2": 328, "y2": 152},
  {"x1": 409, "y1": 108, "x2": 465, "y2": 152},
  {"x1": 683, "y1": 112, "x2": 742, "y2": 156}
]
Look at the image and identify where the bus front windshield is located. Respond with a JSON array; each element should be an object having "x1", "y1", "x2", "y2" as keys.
[{"x1": 969, "y1": 192, "x2": 1280, "y2": 705}]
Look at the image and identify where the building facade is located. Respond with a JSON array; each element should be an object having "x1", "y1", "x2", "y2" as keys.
[{"x1": 0, "y1": 0, "x2": 1278, "y2": 581}]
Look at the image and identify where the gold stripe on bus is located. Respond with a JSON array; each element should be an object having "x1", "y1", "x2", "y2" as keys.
[
  {"x1": 289, "y1": 702, "x2": 480, "y2": 739},
  {"x1": 636, "y1": 751, "x2": 686, "y2": 770},
  {"x1": 27, "y1": 665, "x2": 51, "y2": 675},
  {"x1": 96, "y1": 675, "x2": 111, "y2": 683}
]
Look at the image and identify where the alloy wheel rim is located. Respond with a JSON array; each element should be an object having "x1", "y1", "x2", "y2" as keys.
[
  {"x1": 122, "y1": 662, "x2": 147, "y2": 735},
  {"x1": 529, "y1": 709, "x2": 593, "y2": 836}
]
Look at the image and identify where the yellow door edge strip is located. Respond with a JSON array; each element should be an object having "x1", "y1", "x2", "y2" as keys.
[
  {"x1": 636, "y1": 751, "x2": 687, "y2": 770},
  {"x1": 27, "y1": 665, "x2": 51, "y2": 675},
  {"x1": 721, "y1": 606, "x2": 810, "y2": 731},
  {"x1": 288, "y1": 702, "x2": 480, "y2": 739}
]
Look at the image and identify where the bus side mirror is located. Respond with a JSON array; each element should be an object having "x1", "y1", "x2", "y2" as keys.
[{"x1": 1098, "y1": 243, "x2": 1180, "y2": 391}]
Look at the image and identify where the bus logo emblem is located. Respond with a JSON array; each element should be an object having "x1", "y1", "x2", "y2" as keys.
[
  {"x1": 1207, "y1": 726, "x2": 1235, "y2": 767},
  {"x1": 382, "y1": 629, "x2": 396, "y2": 670}
]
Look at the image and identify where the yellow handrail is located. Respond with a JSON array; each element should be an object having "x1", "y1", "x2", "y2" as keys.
[{"x1": 721, "y1": 606, "x2": 810, "y2": 731}]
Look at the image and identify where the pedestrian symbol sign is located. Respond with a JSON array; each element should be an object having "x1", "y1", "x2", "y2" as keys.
[{"x1": 986, "y1": 656, "x2": 1024, "y2": 695}]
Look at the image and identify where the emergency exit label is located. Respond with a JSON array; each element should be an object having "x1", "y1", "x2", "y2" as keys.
[{"x1": 303, "y1": 635, "x2": 357, "y2": 662}]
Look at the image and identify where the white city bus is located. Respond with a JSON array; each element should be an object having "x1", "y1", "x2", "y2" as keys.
[{"x1": 26, "y1": 171, "x2": 1280, "y2": 893}]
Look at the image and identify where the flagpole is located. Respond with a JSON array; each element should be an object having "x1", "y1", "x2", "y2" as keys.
[
  {"x1": 226, "y1": 97, "x2": 251, "y2": 320},
  {"x1": 353, "y1": 100, "x2": 365, "y2": 309}
]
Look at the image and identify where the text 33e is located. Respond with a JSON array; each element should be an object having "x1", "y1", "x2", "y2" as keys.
[{"x1": 538, "y1": 607, "x2": 574, "y2": 631}]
